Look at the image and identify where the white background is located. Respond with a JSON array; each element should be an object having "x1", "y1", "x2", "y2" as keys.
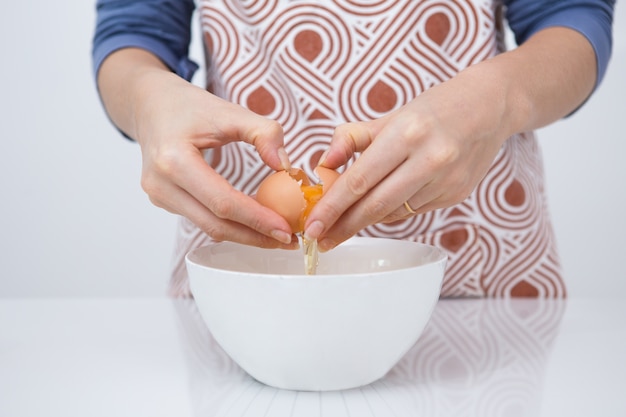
[{"x1": 0, "y1": 1, "x2": 624, "y2": 298}]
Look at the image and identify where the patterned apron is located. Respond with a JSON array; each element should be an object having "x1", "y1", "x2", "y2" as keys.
[{"x1": 169, "y1": 0, "x2": 566, "y2": 298}]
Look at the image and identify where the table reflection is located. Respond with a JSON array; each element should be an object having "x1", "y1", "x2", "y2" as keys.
[{"x1": 173, "y1": 298, "x2": 566, "y2": 417}]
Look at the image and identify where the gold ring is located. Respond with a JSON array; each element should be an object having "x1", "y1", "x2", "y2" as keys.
[{"x1": 404, "y1": 201, "x2": 417, "y2": 214}]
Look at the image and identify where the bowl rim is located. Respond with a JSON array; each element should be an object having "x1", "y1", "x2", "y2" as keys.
[{"x1": 185, "y1": 237, "x2": 448, "y2": 280}]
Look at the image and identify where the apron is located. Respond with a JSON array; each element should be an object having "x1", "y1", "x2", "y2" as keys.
[{"x1": 169, "y1": 0, "x2": 566, "y2": 298}]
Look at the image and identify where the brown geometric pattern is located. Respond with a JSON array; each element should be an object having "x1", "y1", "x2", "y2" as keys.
[{"x1": 169, "y1": 0, "x2": 565, "y2": 298}]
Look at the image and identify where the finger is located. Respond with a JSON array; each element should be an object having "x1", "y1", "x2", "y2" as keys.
[
  {"x1": 150, "y1": 179, "x2": 299, "y2": 249},
  {"x1": 316, "y1": 162, "x2": 436, "y2": 251},
  {"x1": 304, "y1": 122, "x2": 410, "y2": 240},
  {"x1": 317, "y1": 120, "x2": 381, "y2": 169},
  {"x1": 240, "y1": 115, "x2": 290, "y2": 171},
  {"x1": 202, "y1": 99, "x2": 290, "y2": 171},
  {"x1": 380, "y1": 182, "x2": 444, "y2": 223},
  {"x1": 150, "y1": 146, "x2": 295, "y2": 245}
]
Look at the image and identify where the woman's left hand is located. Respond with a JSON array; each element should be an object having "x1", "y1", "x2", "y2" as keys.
[
  {"x1": 304, "y1": 27, "x2": 596, "y2": 252},
  {"x1": 304, "y1": 65, "x2": 512, "y2": 251}
]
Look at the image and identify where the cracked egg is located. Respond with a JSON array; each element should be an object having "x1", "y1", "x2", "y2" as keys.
[{"x1": 256, "y1": 166, "x2": 340, "y2": 234}]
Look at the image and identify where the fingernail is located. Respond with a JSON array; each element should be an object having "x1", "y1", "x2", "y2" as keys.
[
  {"x1": 278, "y1": 147, "x2": 291, "y2": 171},
  {"x1": 280, "y1": 239, "x2": 300, "y2": 250},
  {"x1": 317, "y1": 149, "x2": 329, "y2": 166},
  {"x1": 271, "y1": 229, "x2": 293, "y2": 245},
  {"x1": 304, "y1": 220, "x2": 324, "y2": 241},
  {"x1": 318, "y1": 238, "x2": 336, "y2": 252}
]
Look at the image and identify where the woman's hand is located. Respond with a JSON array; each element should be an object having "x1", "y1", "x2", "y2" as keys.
[
  {"x1": 98, "y1": 48, "x2": 297, "y2": 249},
  {"x1": 304, "y1": 68, "x2": 511, "y2": 251},
  {"x1": 304, "y1": 27, "x2": 596, "y2": 251}
]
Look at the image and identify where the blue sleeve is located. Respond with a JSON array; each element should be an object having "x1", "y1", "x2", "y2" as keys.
[
  {"x1": 92, "y1": 0, "x2": 198, "y2": 82},
  {"x1": 504, "y1": 0, "x2": 615, "y2": 89}
]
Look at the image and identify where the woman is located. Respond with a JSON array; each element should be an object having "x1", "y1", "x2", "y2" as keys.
[{"x1": 93, "y1": 0, "x2": 614, "y2": 297}]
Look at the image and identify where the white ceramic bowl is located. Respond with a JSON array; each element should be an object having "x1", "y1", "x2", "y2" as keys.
[{"x1": 186, "y1": 237, "x2": 447, "y2": 391}]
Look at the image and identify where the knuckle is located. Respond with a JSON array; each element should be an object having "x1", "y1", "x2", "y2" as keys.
[
  {"x1": 146, "y1": 194, "x2": 165, "y2": 209},
  {"x1": 140, "y1": 174, "x2": 156, "y2": 196},
  {"x1": 249, "y1": 215, "x2": 268, "y2": 235},
  {"x1": 140, "y1": 174, "x2": 165, "y2": 206},
  {"x1": 142, "y1": 149, "x2": 182, "y2": 190},
  {"x1": 345, "y1": 171, "x2": 370, "y2": 197},
  {"x1": 263, "y1": 119, "x2": 283, "y2": 137},
  {"x1": 333, "y1": 122, "x2": 369, "y2": 154},
  {"x1": 428, "y1": 144, "x2": 459, "y2": 169},
  {"x1": 253, "y1": 119, "x2": 283, "y2": 145},
  {"x1": 363, "y1": 197, "x2": 392, "y2": 220},
  {"x1": 153, "y1": 148, "x2": 180, "y2": 176},
  {"x1": 200, "y1": 221, "x2": 228, "y2": 242},
  {"x1": 333, "y1": 122, "x2": 355, "y2": 138},
  {"x1": 210, "y1": 195, "x2": 237, "y2": 219},
  {"x1": 395, "y1": 115, "x2": 431, "y2": 144}
]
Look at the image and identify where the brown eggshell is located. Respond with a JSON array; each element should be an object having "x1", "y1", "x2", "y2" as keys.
[
  {"x1": 314, "y1": 166, "x2": 340, "y2": 193},
  {"x1": 287, "y1": 168, "x2": 310, "y2": 185},
  {"x1": 256, "y1": 170, "x2": 307, "y2": 233}
]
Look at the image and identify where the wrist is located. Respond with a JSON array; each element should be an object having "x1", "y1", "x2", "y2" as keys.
[
  {"x1": 98, "y1": 48, "x2": 176, "y2": 142},
  {"x1": 459, "y1": 58, "x2": 532, "y2": 140}
]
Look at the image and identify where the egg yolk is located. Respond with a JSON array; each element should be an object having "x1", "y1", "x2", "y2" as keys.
[{"x1": 299, "y1": 183, "x2": 323, "y2": 232}]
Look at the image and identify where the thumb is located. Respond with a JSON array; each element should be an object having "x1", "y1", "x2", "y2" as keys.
[
  {"x1": 244, "y1": 118, "x2": 291, "y2": 171},
  {"x1": 319, "y1": 120, "x2": 382, "y2": 169}
]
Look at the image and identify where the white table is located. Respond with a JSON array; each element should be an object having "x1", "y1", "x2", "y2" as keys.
[{"x1": 1, "y1": 297, "x2": 624, "y2": 417}]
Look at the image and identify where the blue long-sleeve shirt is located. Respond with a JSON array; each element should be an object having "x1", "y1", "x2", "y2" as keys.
[{"x1": 92, "y1": 0, "x2": 615, "y2": 90}]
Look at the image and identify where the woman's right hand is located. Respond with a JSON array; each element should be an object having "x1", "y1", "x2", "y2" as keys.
[{"x1": 97, "y1": 48, "x2": 297, "y2": 249}]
